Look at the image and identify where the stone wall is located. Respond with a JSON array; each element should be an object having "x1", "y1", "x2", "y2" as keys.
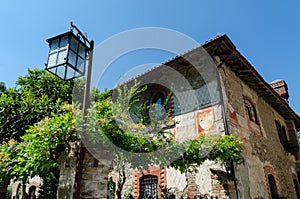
[
  {"x1": 11, "y1": 176, "x2": 42, "y2": 199},
  {"x1": 57, "y1": 142, "x2": 112, "y2": 199},
  {"x1": 219, "y1": 62, "x2": 299, "y2": 199},
  {"x1": 57, "y1": 142, "x2": 77, "y2": 199}
]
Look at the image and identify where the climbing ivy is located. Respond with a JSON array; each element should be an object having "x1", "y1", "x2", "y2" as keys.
[
  {"x1": 170, "y1": 134, "x2": 243, "y2": 173},
  {"x1": 80, "y1": 83, "x2": 243, "y2": 173}
]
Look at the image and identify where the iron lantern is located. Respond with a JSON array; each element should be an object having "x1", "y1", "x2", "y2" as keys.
[{"x1": 45, "y1": 30, "x2": 89, "y2": 80}]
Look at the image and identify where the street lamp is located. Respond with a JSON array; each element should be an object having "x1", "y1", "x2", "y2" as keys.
[
  {"x1": 45, "y1": 22, "x2": 94, "y2": 199},
  {"x1": 45, "y1": 22, "x2": 91, "y2": 80},
  {"x1": 45, "y1": 22, "x2": 94, "y2": 115}
]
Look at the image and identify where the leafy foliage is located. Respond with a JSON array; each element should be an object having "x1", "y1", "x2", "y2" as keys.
[
  {"x1": 0, "y1": 69, "x2": 73, "y2": 142},
  {"x1": 22, "y1": 106, "x2": 76, "y2": 180},
  {"x1": 107, "y1": 178, "x2": 116, "y2": 198},
  {"x1": 81, "y1": 85, "x2": 174, "y2": 168},
  {"x1": 0, "y1": 106, "x2": 76, "y2": 198},
  {"x1": 0, "y1": 82, "x2": 6, "y2": 93},
  {"x1": 82, "y1": 84, "x2": 243, "y2": 172},
  {"x1": 170, "y1": 134, "x2": 243, "y2": 173},
  {"x1": 0, "y1": 139, "x2": 19, "y2": 184},
  {"x1": 0, "y1": 69, "x2": 74, "y2": 197}
]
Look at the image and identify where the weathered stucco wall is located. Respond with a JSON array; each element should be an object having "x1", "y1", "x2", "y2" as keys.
[
  {"x1": 172, "y1": 105, "x2": 230, "y2": 198},
  {"x1": 115, "y1": 104, "x2": 234, "y2": 199},
  {"x1": 219, "y1": 63, "x2": 298, "y2": 199}
]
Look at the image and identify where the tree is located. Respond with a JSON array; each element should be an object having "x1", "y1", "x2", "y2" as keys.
[
  {"x1": 0, "y1": 68, "x2": 73, "y2": 198},
  {"x1": 0, "y1": 105, "x2": 76, "y2": 198},
  {"x1": 0, "y1": 139, "x2": 16, "y2": 198},
  {"x1": 21, "y1": 106, "x2": 77, "y2": 198},
  {"x1": 0, "y1": 82, "x2": 6, "y2": 93},
  {"x1": 0, "y1": 69, "x2": 73, "y2": 142}
]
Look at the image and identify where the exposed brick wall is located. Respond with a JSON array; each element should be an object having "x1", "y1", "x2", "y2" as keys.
[
  {"x1": 270, "y1": 80, "x2": 289, "y2": 103},
  {"x1": 133, "y1": 166, "x2": 165, "y2": 199}
]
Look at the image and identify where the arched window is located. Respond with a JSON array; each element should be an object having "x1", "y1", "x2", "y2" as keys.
[
  {"x1": 275, "y1": 120, "x2": 288, "y2": 150},
  {"x1": 268, "y1": 174, "x2": 278, "y2": 199},
  {"x1": 244, "y1": 98, "x2": 259, "y2": 124},
  {"x1": 139, "y1": 175, "x2": 158, "y2": 199},
  {"x1": 293, "y1": 179, "x2": 300, "y2": 199},
  {"x1": 28, "y1": 186, "x2": 36, "y2": 199},
  {"x1": 15, "y1": 184, "x2": 21, "y2": 199},
  {"x1": 107, "y1": 177, "x2": 115, "y2": 198},
  {"x1": 169, "y1": 194, "x2": 175, "y2": 199},
  {"x1": 151, "y1": 93, "x2": 166, "y2": 119}
]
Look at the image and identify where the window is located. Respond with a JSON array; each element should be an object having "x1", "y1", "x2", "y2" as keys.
[
  {"x1": 268, "y1": 174, "x2": 278, "y2": 199},
  {"x1": 275, "y1": 120, "x2": 288, "y2": 150},
  {"x1": 107, "y1": 177, "x2": 115, "y2": 198},
  {"x1": 293, "y1": 179, "x2": 300, "y2": 199},
  {"x1": 150, "y1": 93, "x2": 166, "y2": 120},
  {"x1": 28, "y1": 186, "x2": 36, "y2": 199},
  {"x1": 139, "y1": 175, "x2": 158, "y2": 199},
  {"x1": 169, "y1": 194, "x2": 175, "y2": 199},
  {"x1": 244, "y1": 99, "x2": 259, "y2": 124},
  {"x1": 15, "y1": 184, "x2": 21, "y2": 199}
]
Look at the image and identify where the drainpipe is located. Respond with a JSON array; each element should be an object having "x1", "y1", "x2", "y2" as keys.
[
  {"x1": 215, "y1": 49, "x2": 235, "y2": 136},
  {"x1": 215, "y1": 49, "x2": 239, "y2": 199}
]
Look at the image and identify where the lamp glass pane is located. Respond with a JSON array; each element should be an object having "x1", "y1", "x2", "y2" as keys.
[
  {"x1": 70, "y1": 36, "x2": 78, "y2": 52},
  {"x1": 60, "y1": 35, "x2": 69, "y2": 48},
  {"x1": 77, "y1": 57, "x2": 84, "y2": 70},
  {"x1": 66, "y1": 66, "x2": 75, "y2": 80},
  {"x1": 56, "y1": 65, "x2": 66, "y2": 79},
  {"x1": 47, "y1": 53, "x2": 57, "y2": 67},
  {"x1": 68, "y1": 51, "x2": 77, "y2": 67},
  {"x1": 77, "y1": 59, "x2": 85, "y2": 73},
  {"x1": 74, "y1": 71, "x2": 81, "y2": 78},
  {"x1": 48, "y1": 67, "x2": 57, "y2": 75},
  {"x1": 50, "y1": 39, "x2": 59, "y2": 52},
  {"x1": 79, "y1": 44, "x2": 87, "y2": 58},
  {"x1": 57, "y1": 49, "x2": 67, "y2": 65}
]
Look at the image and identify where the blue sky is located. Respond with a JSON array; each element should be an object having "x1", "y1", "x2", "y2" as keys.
[{"x1": 0, "y1": 1, "x2": 299, "y2": 114}]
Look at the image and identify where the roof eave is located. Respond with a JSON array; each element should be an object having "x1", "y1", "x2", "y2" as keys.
[{"x1": 202, "y1": 35, "x2": 300, "y2": 128}]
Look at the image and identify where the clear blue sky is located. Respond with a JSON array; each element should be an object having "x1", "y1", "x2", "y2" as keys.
[{"x1": 0, "y1": 1, "x2": 299, "y2": 114}]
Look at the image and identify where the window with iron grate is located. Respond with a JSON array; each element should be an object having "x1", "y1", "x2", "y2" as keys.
[{"x1": 139, "y1": 175, "x2": 158, "y2": 199}]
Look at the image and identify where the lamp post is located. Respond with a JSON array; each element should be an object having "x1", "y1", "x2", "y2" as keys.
[{"x1": 45, "y1": 22, "x2": 94, "y2": 199}]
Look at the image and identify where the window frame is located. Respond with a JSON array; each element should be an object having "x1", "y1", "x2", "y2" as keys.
[
  {"x1": 139, "y1": 175, "x2": 158, "y2": 199},
  {"x1": 275, "y1": 120, "x2": 289, "y2": 151},
  {"x1": 150, "y1": 92, "x2": 167, "y2": 120},
  {"x1": 267, "y1": 174, "x2": 278, "y2": 199},
  {"x1": 28, "y1": 185, "x2": 37, "y2": 199},
  {"x1": 244, "y1": 98, "x2": 259, "y2": 124}
]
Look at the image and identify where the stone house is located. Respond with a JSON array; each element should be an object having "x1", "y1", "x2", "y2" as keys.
[
  {"x1": 16, "y1": 35, "x2": 300, "y2": 199},
  {"x1": 103, "y1": 34, "x2": 300, "y2": 199}
]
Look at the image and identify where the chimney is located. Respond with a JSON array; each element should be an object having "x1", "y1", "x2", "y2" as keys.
[{"x1": 270, "y1": 80, "x2": 289, "y2": 103}]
